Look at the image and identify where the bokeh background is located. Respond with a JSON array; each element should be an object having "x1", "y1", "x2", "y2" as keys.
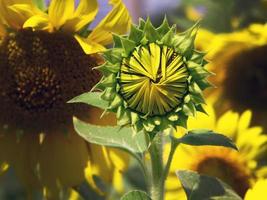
[{"x1": 1, "y1": 0, "x2": 267, "y2": 199}]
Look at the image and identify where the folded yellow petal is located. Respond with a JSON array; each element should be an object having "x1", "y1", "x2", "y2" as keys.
[
  {"x1": 63, "y1": 0, "x2": 98, "y2": 32},
  {"x1": 48, "y1": 0, "x2": 74, "y2": 29},
  {"x1": 75, "y1": 35, "x2": 106, "y2": 54},
  {"x1": 88, "y1": 0, "x2": 131, "y2": 46},
  {"x1": 23, "y1": 14, "x2": 53, "y2": 31}
]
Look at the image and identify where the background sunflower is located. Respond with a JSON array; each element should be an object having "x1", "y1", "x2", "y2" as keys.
[{"x1": 0, "y1": 0, "x2": 131, "y2": 199}]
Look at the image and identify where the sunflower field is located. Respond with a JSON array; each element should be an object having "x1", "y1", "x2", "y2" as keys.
[{"x1": 0, "y1": 0, "x2": 267, "y2": 200}]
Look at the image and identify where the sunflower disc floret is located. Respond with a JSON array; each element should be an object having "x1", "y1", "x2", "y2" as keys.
[{"x1": 97, "y1": 18, "x2": 212, "y2": 133}]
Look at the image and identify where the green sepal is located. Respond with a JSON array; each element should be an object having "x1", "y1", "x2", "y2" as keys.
[
  {"x1": 144, "y1": 18, "x2": 160, "y2": 42},
  {"x1": 100, "y1": 74, "x2": 116, "y2": 87},
  {"x1": 138, "y1": 18, "x2": 146, "y2": 29},
  {"x1": 112, "y1": 34, "x2": 123, "y2": 48},
  {"x1": 120, "y1": 37, "x2": 136, "y2": 56},
  {"x1": 160, "y1": 26, "x2": 176, "y2": 46},
  {"x1": 196, "y1": 79, "x2": 214, "y2": 90},
  {"x1": 174, "y1": 21, "x2": 200, "y2": 57},
  {"x1": 101, "y1": 88, "x2": 115, "y2": 101},
  {"x1": 103, "y1": 49, "x2": 123, "y2": 64},
  {"x1": 157, "y1": 16, "x2": 171, "y2": 36},
  {"x1": 129, "y1": 25, "x2": 144, "y2": 44},
  {"x1": 195, "y1": 104, "x2": 208, "y2": 114},
  {"x1": 109, "y1": 95, "x2": 122, "y2": 109}
]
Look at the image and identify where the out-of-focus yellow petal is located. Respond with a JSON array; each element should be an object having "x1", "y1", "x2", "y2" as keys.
[
  {"x1": 216, "y1": 111, "x2": 239, "y2": 137},
  {"x1": 108, "y1": 148, "x2": 129, "y2": 171},
  {"x1": 244, "y1": 179, "x2": 267, "y2": 200},
  {"x1": 48, "y1": 0, "x2": 74, "y2": 29},
  {"x1": 88, "y1": 0, "x2": 131, "y2": 46},
  {"x1": 238, "y1": 110, "x2": 252, "y2": 132},
  {"x1": 63, "y1": 0, "x2": 98, "y2": 32},
  {"x1": 0, "y1": 162, "x2": 8, "y2": 175},
  {"x1": 23, "y1": 14, "x2": 53, "y2": 32},
  {"x1": 38, "y1": 130, "x2": 89, "y2": 199},
  {"x1": 0, "y1": 2, "x2": 39, "y2": 29},
  {"x1": 75, "y1": 35, "x2": 106, "y2": 54}
]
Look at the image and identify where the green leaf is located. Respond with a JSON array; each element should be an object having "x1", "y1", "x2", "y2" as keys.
[
  {"x1": 68, "y1": 92, "x2": 108, "y2": 110},
  {"x1": 121, "y1": 190, "x2": 151, "y2": 200},
  {"x1": 176, "y1": 170, "x2": 242, "y2": 200},
  {"x1": 175, "y1": 130, "x2": 238, "y2": 150},
  {"x1": 73, "y1": 118, "x2": 149, "y2": 153}
]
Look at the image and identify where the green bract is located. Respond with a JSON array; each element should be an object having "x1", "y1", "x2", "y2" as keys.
[{"x1": 95, "y1": 18, "x2": 212, "y2": 133}]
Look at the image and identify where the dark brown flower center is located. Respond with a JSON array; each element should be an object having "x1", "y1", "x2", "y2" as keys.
[
  {"x1": 224, "y1": 45, "x2": 267, "y2": 112},
  {"x1": 195, "y1": 157, "x2": 251, "y2": 198},
  {"x1": 0, "y1": 29, "x2": 101, "y2": 133}
]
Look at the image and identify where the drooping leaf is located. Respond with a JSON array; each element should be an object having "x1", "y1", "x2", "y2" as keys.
[
  {"x1": 174, "y1": 129, "x2": 237, "y2": 150},
  {"x1": 73, "y1": 117, "x2": 149, "y2": 153},
  {"x1": 121, "y1": 190, "x2": 151, "y2": 200},
  {"x1": 68, "y1": 92, "x2": 108, "y2": 110},
  {"x1": 176, "y1": 170, "x2": 242, "y2": 200}
]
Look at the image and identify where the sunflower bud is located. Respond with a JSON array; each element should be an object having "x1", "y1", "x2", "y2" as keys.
[{"x1": 97, "y1": 18, "x2": 212, "y2": 133}]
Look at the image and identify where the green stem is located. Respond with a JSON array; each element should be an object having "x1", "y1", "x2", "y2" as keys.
[{"x1": 149, "y1": 134, "x2": 164, "y2": 200}]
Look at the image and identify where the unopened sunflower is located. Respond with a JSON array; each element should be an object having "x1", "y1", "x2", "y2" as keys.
[
  {"x1": 0, "y1": 0, "x2": 131, "y2": 198},
  {"x1": 165, "y1": 97, "x2": 267, "y2": 200},
  {"x1": 96, "y1": 18, "x2": 212, "y2": 133},
  {"x1": 196, "y1": 24, "x2": 267, "y2": 128}
]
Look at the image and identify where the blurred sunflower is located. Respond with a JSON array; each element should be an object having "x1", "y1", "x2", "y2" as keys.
[
  {"x1": 165, "y1": 97, "x2": 267, "y2": 200},
  {"x1": 244, "y1": 179, "x2": 267, "y2": 200},
  {"x1": 0, "y1": 0, "x2": 131, "y2": 198},
  {"x1": 196, "y1": 24, "x2": 267, "y2": 128}
]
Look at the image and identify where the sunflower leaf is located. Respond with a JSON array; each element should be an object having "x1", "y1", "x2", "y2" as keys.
[
  {"x1": 174, "y1": 129, "x2": 238, "y2": 150},
  {"x1": 176, "y1": 170, "x2": 242, "y2": 200},
  {"x1": 68, "y1": 92, "x2": 108, "y2": 110},
  {"x1": 121, "y1": 190, "x2": 151, "y2": 200},
  {"x1": 73, "y1": 117, "x2": 149, "y2": 153}
]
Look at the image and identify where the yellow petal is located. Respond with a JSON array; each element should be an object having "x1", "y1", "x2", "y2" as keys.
[
  {"x1": 238, "y1": 110, "x2": 252, "y2": 132},
  {"x1": 75, "y1": 35, "x2": 106, "y2": 54},
  {"x1": 88, "y1": 0, "x2": 131, "y2": 46},
  {"x1": 0, "y1": 2, "x2": 39, "y2": 29},
  {"x1": 38, "y1": 130, "x2": 89, "y2": 199},
  {"x1": 23, "y1": 14, "x2": 53, "y2": 31},
  {"x1": 48, "y1": 0, "x2": 74, "y2": 29},
  {"x1": 63, "y1": 0, "x2": 98, "y2": 32},
  {"x1": 244, "y1": 179, "x2": 267, "y2": 200},
  {"x1": 216, "y1": 111, "x2": 239, "y2": 137}
]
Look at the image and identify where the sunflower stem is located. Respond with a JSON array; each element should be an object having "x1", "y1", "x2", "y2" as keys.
[{"x1": 148, "y1": 133, "x2": 164, "y2": 200}]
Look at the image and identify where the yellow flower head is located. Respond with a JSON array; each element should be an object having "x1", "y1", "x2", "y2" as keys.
[
  {"x1": 0, "y1": 0, "x2": 131, "y2": 198},
  {"x1": 97, "y1": 18, "x2": 212, "y2": 133},
  {"x1": 196, "y1": 24, "x2": 267, "y2": 128},
  {"x1": 165, "y1": 98, "x2": 267, "y2": 200}
]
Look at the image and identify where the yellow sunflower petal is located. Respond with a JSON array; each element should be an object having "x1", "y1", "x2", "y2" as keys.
[
  {"x1": 88, "y1": 0, "x2": 131, "y2": 46},
  {"x1": 75, "y1": 35, "x2": 106, "y2": 54},
  {"x1": 23, "y1": 14, "x2": 53, "y2": 31},
  {"x1": 63, "y1": 0, "x2": 98, "y2": 32},
  {"x1": 238, "y1": 110, "x2": 252, "y2": 132},
  {"x1": 216, "y1": 111, "x2": 239, "y2": 137},
  {"x1": 38, "y1": 130, "x2": 89, "y2": 199},
  {"x1": 0, "y1": 1, "x2": 39, "y2": 29},
  {"x1": 48, "y1": 0, "x2": 74, "y2": 29},
  {"x1": 244, "y1": 179, "x2": 267, "y2": 200}
]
